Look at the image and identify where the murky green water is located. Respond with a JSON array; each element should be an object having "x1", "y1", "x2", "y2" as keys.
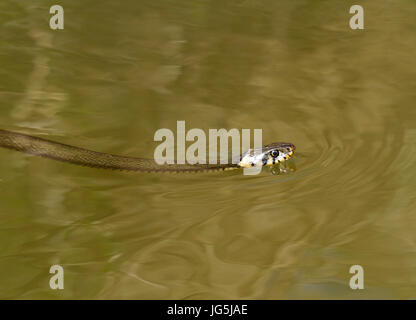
[{"x1": 0, "y1": 0, "x2": 416, "y2": 299}]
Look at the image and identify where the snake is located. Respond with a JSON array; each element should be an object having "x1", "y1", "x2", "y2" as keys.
[{"x1": 0, "y1": 129, "x2": 295, "y2": 173}]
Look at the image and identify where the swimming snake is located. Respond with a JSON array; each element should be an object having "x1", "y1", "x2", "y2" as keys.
[{"x1": 0, "y1": 129, "x2": 295, "y2": 173}]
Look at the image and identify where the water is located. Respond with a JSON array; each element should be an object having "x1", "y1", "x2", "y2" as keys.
[{"x1": 0, "y1": 0, "x2": 415, "y2": 299}]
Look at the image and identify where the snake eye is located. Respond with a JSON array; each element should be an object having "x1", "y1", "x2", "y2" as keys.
[{"x1": 271, "y1": 150, "x2": 279, "y2": 158}]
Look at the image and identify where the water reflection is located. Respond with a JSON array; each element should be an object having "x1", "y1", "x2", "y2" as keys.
[{"x1": 0, "y1": 0, "x2": 415, "y2": 299}]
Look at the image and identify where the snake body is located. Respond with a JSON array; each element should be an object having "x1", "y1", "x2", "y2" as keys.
[{"x1": 0, "y1": 129, "x2": 295, "y2": 173}]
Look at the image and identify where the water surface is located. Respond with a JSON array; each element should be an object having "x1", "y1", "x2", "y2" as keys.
[{"x1": 0, "y1": 0, "x2": 415, "y2": 299}]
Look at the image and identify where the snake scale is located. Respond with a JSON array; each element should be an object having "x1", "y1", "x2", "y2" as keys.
[{"x1": 0, "y1": 129, "x2": 295, "y2": 173}]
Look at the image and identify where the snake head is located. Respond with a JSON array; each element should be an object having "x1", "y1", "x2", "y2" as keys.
[{"x1": 238, "y1": 142, "x2": 296, "y2": 168}]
